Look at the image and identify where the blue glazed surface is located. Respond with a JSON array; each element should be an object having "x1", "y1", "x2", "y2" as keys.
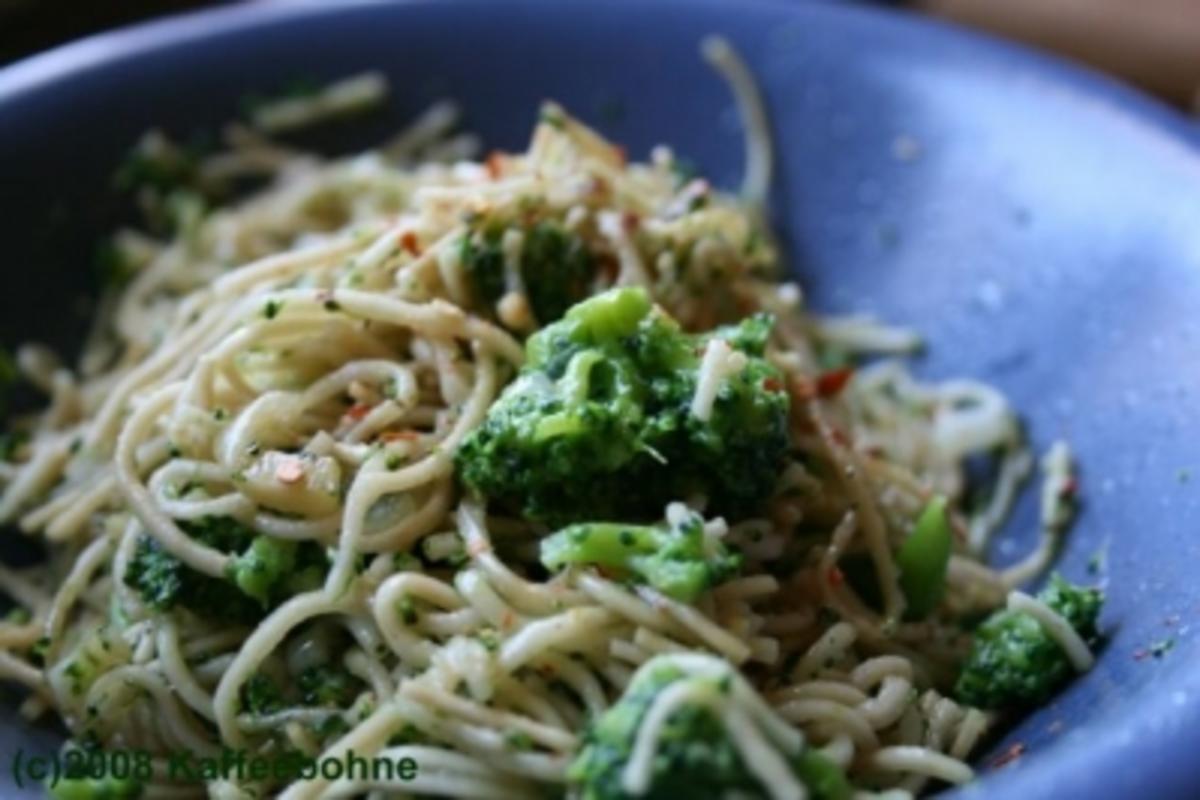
[{"x1": 1, "y1": 1, "x2": 1198, "y2": 797}]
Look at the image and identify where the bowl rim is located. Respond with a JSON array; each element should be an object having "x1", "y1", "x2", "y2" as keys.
[{"x1": 1, "y1": 1, "x2": 1198, "y2": 797}]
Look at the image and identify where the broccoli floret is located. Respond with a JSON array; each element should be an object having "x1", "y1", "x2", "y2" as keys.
[
  {"x1": 569, "y1": 659, "x2": 850, "y2": 800},
  {"x1": 462, "y1": 220, "x2": 595, "y2": 326},
  {"x1": 298, "y1": 664, "x2": 364, "y2": 707},
  {"x1": 230, "y1": 535, "x2": 298, "y2": 605},
  {"x1": 541, "y1": 505, "x2": 740, "y2": 601},
  {"x1": 124, "y1": 536, "x2": 263, "y2": 624},
  {"x1": 123, "y1": 516, "x2": 326, "y2": 623},
  {"x1": 955, "y1": 575, "x2": 1103, "y2": 709},
  {"x1": 456, "y1": 287, "x2": 789, "y2": 525},
  {"x1": 48, "y1": 775, "x2": 142, "y2": 800}
]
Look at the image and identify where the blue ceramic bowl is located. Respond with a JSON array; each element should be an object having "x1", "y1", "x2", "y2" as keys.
[{"x1": 2, "y1": 1, "x2": 1199, "y2": 797}]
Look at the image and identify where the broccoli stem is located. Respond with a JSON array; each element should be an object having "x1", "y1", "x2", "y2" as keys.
[{"x1": 896, "y1": 496, "x2": 952, "y2": 619}]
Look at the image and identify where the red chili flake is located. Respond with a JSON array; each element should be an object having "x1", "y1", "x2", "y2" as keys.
[
  {"x1": 816, "y1": 367, "x2": 855, "y2": 397},
  {"x1": 400, "y1": 231, "x2": 422, "y2": 256},
  {"x1": 622, "y1": 211, "x2": 640, "y2": 233},
  {"x1": 762, "y1": 377, "x2": 783, "y2": 393},
  {"x1": 1060, "y1": 477, "x2": 1079, "y2": 498},
  {"x1": 831, "y1": 427, "x2": 853, "y2": 448},
  {"x1": 380, "y1": 430, "x2": 420, "y2": 442},
  {"x1": 1133, "y1": 649, "x2": 1151, "y2": 662},
  {"x1": 345, "y1": 403, "x2": 372, "y2": 421},
  {"x1": 826, "y1": 566, "x2": 845, "y2": 587},
  {"x1": 275, "y1": 459, "x2": 305, "y2": 485},
  {"x1": 788, "y1": 376, "x2": 816, "y2": 402},
  {"x1": 485, "y1": 151, "x2": 504, "y2": 180},
  {"x1": 989, "y1": 742, "x2": 1026, "y2": 770},
  {"x1": 613, "y1": 145, "x2": 627, "y2": 166}
]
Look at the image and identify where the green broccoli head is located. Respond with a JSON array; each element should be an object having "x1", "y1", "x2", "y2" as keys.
[
  {"x1": 124, "y1": 516, "x2": 327, "y2": 623},
  {"x1": 456, "y1": 287, "x2": 790, "y2": 525},
  {"x1": 955, "y1": 575, "x2": 1103, "y2": 710},
  {"x1": 462, "y1": 219, "x2": 596, "y2": 326},
  {"x1": 568, "y1": 655, "x2": 850, "y2": 800},
  {"x1": 540, "y1": 504, "x2": 741, "y2": 601}
]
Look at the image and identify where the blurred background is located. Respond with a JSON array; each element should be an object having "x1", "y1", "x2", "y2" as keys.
[{"x1": 2, "y1": 0, "x2": 1200, "y2": 111}]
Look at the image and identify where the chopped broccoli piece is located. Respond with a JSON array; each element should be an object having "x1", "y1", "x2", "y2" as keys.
[
  {"x1": 457, "y1": 287, "x2": 789, "y2": 525},
  {"x1": 461, "y1": 225, "x2": 506, "y2": 310},
  {"x1": 52, "y1": 628, "x2": 130, "y2": 699},
  {"x1": 123, "y1": 516, "x2": 326, "y2": 623},
  {"x1": 568, "y1": 659, "x2": 850, "y2": 800},
  {"x1": 48, "y1": 775, "x2": 142, "y2": 800},
  {"x1": 178, "y1": 514, "x2": 258, "y2": 551},
  {"x1": 230, "y1": 535, "x2": 297, "y2": 605},
  {"x1": 955, "y1": 575, "x2": 1103, "y2": 709},
  {"x1": 462, "y1": 220, "x2": 596, "y2": 326},
  {"x1": 298, "y1": 664, "x2": 364, "y2": 707},
  {"x1": 240, "y1": 672, "x2": 285, "y2": 715},
  {"x1": 540, "y1": 505, "x2": 740, "y2": 601},
  {"x1": 114, "y1": 137, "x2": 199, "y2": 196},
  {"x1": 519, "y1": 222, "x2": 596, "y2": 324},
  {"x1": 124, "y1": 535, "x2": 262, "y2": 624},
  {"x1": 4, "y1": 607, "x2": 30, "y2": 624},
  {"x1": 795, "y1": 750, "x2": 854, "y2": 800},
  {"x1": 505, "y1": 731, "x2": 536, "y2": 751}
]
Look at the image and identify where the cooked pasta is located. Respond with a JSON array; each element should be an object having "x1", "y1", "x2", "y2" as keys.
[{"x1": 0, "y1": 40, "x2": 1101, "y2": 800}]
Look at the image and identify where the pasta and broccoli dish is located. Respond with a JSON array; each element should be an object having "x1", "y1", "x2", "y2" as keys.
[{"x1": 0, "y1": 42, "x2": 1102, "y2": 800}]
